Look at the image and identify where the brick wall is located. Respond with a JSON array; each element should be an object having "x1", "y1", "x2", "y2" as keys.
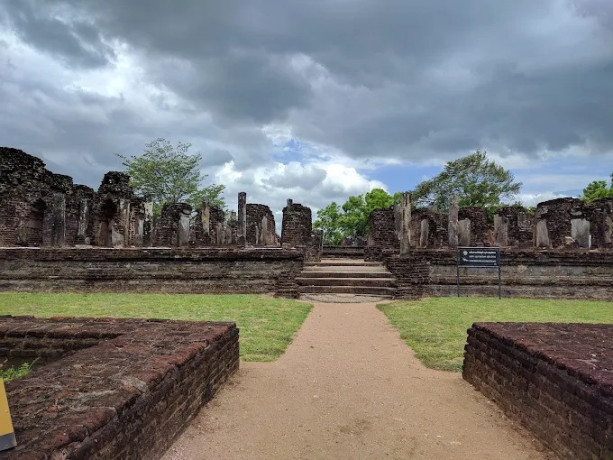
[
  {"x1": 384, "y1": 255, "x2": 429, "y2": 298},
  {"x1": 0, "y1": 248, "x2": 304, "y2": 296},
  {"x1": 463, "y1": 322, "x2": 613, "y2": 459},
  {"x1": 1, "y1": 316, "x2": 239, "y2": 459},
  {"x1": 281, "y1": 201, "x2": 312, "y2": 248},
  {"x1": 246, "y1": 203, "x2": 278, "y2": 247}
]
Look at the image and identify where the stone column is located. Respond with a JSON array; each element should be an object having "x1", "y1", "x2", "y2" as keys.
[
  {"x1": 448, "y1": 196, "x2": 459, "y2": 248},
  {"x1": 77, "y1": 199, "x2": 90, "y2": 245},
  {"x1": 237, "y1": 192, "x2": 247, "y2": 248},
  {"x1": 201, "y1": 201, "x2": 211, "y2": 244},
  {"x1": 143, "y1": 201, "x2": 153, "y2": 247},
  {"x1": 419, "y1": 219, "x2": 429, "y2": 248},
  {"x1": 398, "y1": 192, "x2": 411, "y2": 255},
  {"x1": 50, "y1": 193, "x2": 66, "y2": 247}
]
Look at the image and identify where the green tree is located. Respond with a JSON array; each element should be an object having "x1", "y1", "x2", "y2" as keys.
[
  {"x1": 314, "y1": 188, "x2": 394, "y2": 244},
  {"x1": 411, "y1": 150, "x2": 521, "y2": 212},
  {"x1": 117, "y1": 138, "x2": 225, "y2": 215},
  {"x1": 581, "y1": 172, "x2": 613, "y2": 202},
  {"x1": 313, "y1": 202, "x2": 344, "y2": 245}
]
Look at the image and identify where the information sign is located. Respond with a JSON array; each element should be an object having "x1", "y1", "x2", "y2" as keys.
[
  {"x1": 456, "y1": 247, "x2": 502, "y2": 299},
  {"x1": 458, "y1": 248, "x2": 500, "y2": 267}
]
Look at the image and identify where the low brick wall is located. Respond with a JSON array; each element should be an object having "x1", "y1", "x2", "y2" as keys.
[
  {"x1": 384, "y1": 255, "x2": 429, "y2": 299},
  {"x1": 0, "y1": 248, "x2": 303, "y2": 297},
  {"x1": 1, "y1": 316, "x2": 239, "y2": 459},
  {"x1": 414, "y1": 249, "x2": 613, "y2": 300},
  {"x1": 463, "y1": 322, "x2": 613, "y2": 459}
]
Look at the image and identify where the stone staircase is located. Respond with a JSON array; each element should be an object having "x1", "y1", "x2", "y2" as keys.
[{"x1": 297, "y1": 258, "x2": 397, "y2": 299}]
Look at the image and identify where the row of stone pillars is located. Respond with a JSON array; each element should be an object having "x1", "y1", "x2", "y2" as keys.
[{"x1": 395, "y1": 194, "x2": 465, "y2": 254}]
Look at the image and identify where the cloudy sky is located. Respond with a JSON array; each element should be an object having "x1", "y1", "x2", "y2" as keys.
[{"x1": 2, "y1": 0, "x2": 613, "y2": 219}]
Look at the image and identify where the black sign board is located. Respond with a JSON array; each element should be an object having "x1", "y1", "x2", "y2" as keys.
[
  {"x1": 458, "y1": 247, "x2": 500, "y2": 267},
  {"x1": 456, "y1": 247, "x2": 502, "y2": 298}
]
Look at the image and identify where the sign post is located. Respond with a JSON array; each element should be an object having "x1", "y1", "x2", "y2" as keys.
[{"x1": 457, "y1": 247, "x2": 501, "y2": 299}]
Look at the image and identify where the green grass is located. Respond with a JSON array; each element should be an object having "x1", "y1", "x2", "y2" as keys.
[
  {"x1": 1, "y1": 362, "x2": 32, "y2": 382},
  {"x1": 0, "y1": 293, "x2": 312, "y2": 362},
  {"x1": 378, "y1": 297, "x2": 613, "y2": 372}
]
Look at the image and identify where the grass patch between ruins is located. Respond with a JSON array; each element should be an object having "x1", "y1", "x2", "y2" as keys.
[
  {"x1": 378, "y1": 297, "x2": 613, "y2": 372},
  {"x1": 0, "y1": 293, "x2": 312, "y2": 362}
]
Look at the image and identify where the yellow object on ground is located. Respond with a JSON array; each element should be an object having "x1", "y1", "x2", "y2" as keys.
[{"x1": 0, "y1": 379, "x2": 16, "y2": 451}]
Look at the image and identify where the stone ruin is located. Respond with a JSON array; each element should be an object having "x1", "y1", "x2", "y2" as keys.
[
  {"x1": 365, "y1": 193, "x2": 613, "y2": 258},
  {"x1": 0, "y1": 148, "x2": 318, "y2": 255}
]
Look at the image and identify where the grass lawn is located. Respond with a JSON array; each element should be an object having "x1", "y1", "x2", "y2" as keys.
[
  {"x1": 0, "y1": 293, "x2": 312, "y2": 362},
  {"x1": 378, "y1": 297, "x2": 613, "y2": 372}
]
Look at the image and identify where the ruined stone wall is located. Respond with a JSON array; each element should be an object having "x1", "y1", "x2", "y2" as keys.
[
  {"x1": 192, "y1": 204, "x2": 227, "y2": 246},
  {"x1": 384, "y1": 254, "x2": 429, "y2": 298},
  {"x1": 281, "y1": 200, "x2": 312, "y2": 248},
  {"x1": 155, "y1": 202, "x2": 192, "y2": 247},
  {"x1": 533, "y1": 198, "x2": 584, "y2": 248},
  {"x1": 246, "y1": 203, "x2": 279, "y2": 247},
  {"x1": 410, "y1": 209, "x2": 448, "y2": 248},
  {"x1": 365, "y1": 208, "x2": 398, "y2": 260},
  {"x1": 458, "y1": 207, "x2": 489, "y2": 246},
  {"x1": 0, "y1": 248, "x2": 304, "y2": 295},
  {"x1": 2, "y1": 316, "x2": 238, "y2": 459},
  {"x1": 584, "y1": 198, "x2": 613, "y2": 249},
  {"x1": 0, "y1": 148, "x2": 96, "y2": 247},
  {"x1": 419, "y1": 248, "x2": 613, "y2": 300},
  {"x1": 464, "y1": 322, "x2": 613, "y2": 459},
  {"x1": 493, "y1": 206, "x2": 533, "y2": 248}
]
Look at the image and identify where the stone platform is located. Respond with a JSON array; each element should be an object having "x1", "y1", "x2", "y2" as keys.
[
  {"x1": 463, "y1": 322, "x2": 613, "y2": 459},
  {"x1": 0, "y1": 316, "x2": 239, "y2": 459}
]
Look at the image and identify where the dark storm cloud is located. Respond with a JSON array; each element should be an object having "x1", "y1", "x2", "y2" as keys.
[
  {"x1": 1, "y1": 0, "x2": 115, "y2": 68},
  {"x1": 1, "y1": 0, "x2": 612, "y2": 196}
]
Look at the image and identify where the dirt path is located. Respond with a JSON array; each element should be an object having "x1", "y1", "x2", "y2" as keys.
[{"x1": 163, "y1": 302, "x2": 553, "y2": 459}]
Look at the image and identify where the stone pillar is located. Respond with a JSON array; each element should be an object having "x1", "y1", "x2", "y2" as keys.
[
  {"x1": 143, "y1": 201, "x2": 153, "y2": 247},
  {"x1": 448, "y1": 196, "x2": 459, "y2": 248},
  {"x1": 397, "y1": 192, "x2": 411, "y2": 255},
  {"x1": 118, "y1": 198, "x2": 130, "y2": 247},
  {"x1": 77, "y1": 199, "x2": 90, "y2": 245},
  {"x1": 178, "y1": 206, "x2": 191, "y2": 247},
  {"x1": 419, "y1": 219, "x2": 429, "y2": 248},
  {"x1": 458, "y1": 219, "x2": 471, "y2": 247},
  {"x1": 494, "y1": 214, "x2": 509, "y2": 247},
  {"x1": 571, "y1": 219, "x2": 591, "y2": 248},
  {"x1": 535, "y1": 220, "x2": 550, "y2": 248},
  {"x1": 48, "y1": 193, "x2": 66, "y2": 247},
  {"x1": 237, "y1": 192, "x2": 247, "y2": 248},
  {"x1": 201, "y1": 201, "x2": 211, "y2": 244}
]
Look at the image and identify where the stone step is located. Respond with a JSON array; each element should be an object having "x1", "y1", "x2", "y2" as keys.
[
  {"x1": 305, "y1": 259, "x2": 380, "y2": 267},
  {"x1": 296, "y1": 277, "x2": 396, "y2": 287},
  {"x1": 299, "y1": 285, "x2": 397, "y2": 296},
  {"x1": 299, "y1": 271, "x2": 393, "y2": 279}
]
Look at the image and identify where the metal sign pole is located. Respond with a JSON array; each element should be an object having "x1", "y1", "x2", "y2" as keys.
[
  {"x1": 456, "y1": 264, "x2": 460, "y2": 297},
  {"x1": 498, "y1": 265, "x2": 501, "y2": 300}
]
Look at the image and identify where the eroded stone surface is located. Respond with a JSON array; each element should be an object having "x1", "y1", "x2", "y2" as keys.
[{"x1": 1, "y1": 316, "x2": 239, "y2": 459}]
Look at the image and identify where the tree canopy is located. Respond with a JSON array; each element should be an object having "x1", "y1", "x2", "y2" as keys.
[
  {"x1": 117, "y1": 138, "x2": 225, "y2": 215},
  {"x1": 411, "y1": 150, "x2": 521, "y2": 211},
  {"x1": 314, "y1": 188, "x2": 395, "y2": 245},
  {"x1": 581, "y1": 172, "x2": 613, "y2": 202}
]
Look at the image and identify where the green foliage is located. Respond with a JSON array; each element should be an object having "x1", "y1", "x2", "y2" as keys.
[
  {"x1": 379, "y1": 297, "x2": 613, "y2": 372},
  {"x1": 411, "y1": 150, "x2": 522, "y2": 212},
  {"x1": 117, "y1": 138, "x2": 226, "y2": 215},
  {"x1": 313, "y1": 202, "x2": 344, "y2": 245},
  {"x1": 314, "y1": 188, "x2": 394, "y2": 244},
  {"x1": 0, "y1": 293, "x2": 312, "y2": 362},
  {"x1": 1, "y1": 362, "x2": 32, "y2": 382},
  {"x1": 581, "y1": 172, "x2": 613, "y2": 202}
]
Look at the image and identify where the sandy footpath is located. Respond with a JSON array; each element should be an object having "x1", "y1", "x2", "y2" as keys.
[{"x1": 162, "y1": 302, "x2": 554, "y2": 459}]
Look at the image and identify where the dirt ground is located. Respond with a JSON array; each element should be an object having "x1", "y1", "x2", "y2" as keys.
[{"x1": 162, "y1": 301, "x2": 555, "y2": 459}]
